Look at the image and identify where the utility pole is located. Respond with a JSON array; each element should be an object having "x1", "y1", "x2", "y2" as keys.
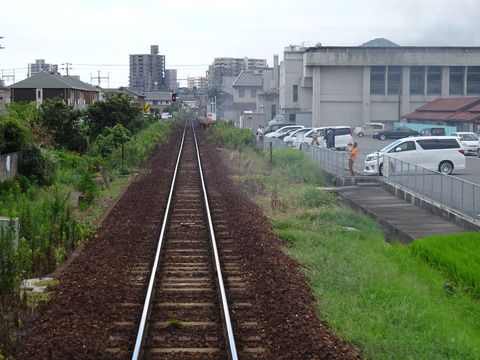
[
  {"x1": 62, "y1": 62, "x2": 72, "y2": 76},
  {"x1": 90, "y1": 70, "x2": 109, "y2": 87}
]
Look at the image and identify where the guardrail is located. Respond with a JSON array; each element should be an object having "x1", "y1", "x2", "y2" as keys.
[{"x1": 382, "y1": 155, "x2": 480, "y2": 221}]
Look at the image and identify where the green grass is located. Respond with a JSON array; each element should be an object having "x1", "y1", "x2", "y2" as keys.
[
  {"x1": 411, "y1": 232, "x2": 480, "y2": 298},
  {"x1": 210, "y1": 127, "x2": 480, "y2": 359},
  {"x1": 278, "y1": 207, "x2": 480, "y2": 359}
]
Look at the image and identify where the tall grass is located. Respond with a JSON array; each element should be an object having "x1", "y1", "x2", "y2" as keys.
[
  {"x1": 206, "y1": 121, "x2": 254, "y2": 149},
  {"x1": 411, "y1": 232, "x2": 480, "y2": 298}
]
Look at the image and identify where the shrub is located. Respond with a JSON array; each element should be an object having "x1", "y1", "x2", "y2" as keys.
[
  {"x1": 0, "y1": 117, "x2": 30, "y2": 154},
  {"x1": 18, "y1": 144, "x2": 55, "y2": 186}
]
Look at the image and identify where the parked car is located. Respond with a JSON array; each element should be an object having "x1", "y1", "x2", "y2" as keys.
[
  {"x1": 364, "y1": 136, "x2": 465, "y2": 176},
  {"x1": 418, "y1": 127, "x2": 447, "y2": 136},
  {"x1": 354, "y1": 122, "x2": 385, "y2": 137},
  {"x1": 264, "y1": 123, "x2": 289, "y2": 135},
  {"x1": 283, "y1": 127, "x2": 312, "y2": 147},
  {"x1": 277, "y1": 127, "x2": 301, "y2": 140},
  {"x1": 373, "y1": 127, "x2": 419, "y2": 140},
  {"x1": 265, "y1": 125, "x2": 304, "y2": 138},
  {"x1": 301, "y1": 126, "x2": 353, "y2": 150},
  {"x1": 451, "y1": 132, "x2": 479, "y2": 155}
]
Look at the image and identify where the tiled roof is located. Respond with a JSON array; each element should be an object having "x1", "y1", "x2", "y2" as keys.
[
  {"x1": 232, "y1": 71, "x2": 263, "y2": 87},
  {"x1": 416, "y1": 97, "x2": 480, "y2": 111},
  {"x1": 404, "y1": 97, "x2": 480, "y2": 122},
  {"x1": 9, "y1": 72, "x2": 97, "y2": 91}
]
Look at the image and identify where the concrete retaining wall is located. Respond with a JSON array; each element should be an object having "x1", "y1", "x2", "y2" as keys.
[{"x1": 0, "y1": 152, "x2": 19, "y2": 182}]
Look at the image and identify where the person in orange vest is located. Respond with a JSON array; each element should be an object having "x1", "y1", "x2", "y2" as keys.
[{"x1": 348, "y1": 142, "x2": 358, "y2": 176}]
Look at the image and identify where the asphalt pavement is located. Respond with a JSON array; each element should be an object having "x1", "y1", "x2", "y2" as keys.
[{"x1": 350, "y1": 135, "x2": 480, "y2": 185}]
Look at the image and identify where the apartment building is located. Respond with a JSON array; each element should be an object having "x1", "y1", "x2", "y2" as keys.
[
  {"x1": 129, "y1": 45, "x2": 165, "y2": 92},
  {"x1": 28, "y1": 59, "x2": 57, "y2": 77},
  {"x1": 187, "y1": 76, "x2": 208, "y2": 92},
  {"x1": 279, "y1": 45, "x2": 480, "y2": 128},
  {"x1": 207, "y1": 57, "x2": 267, "y2": 88},
  {"x1": 165, "y1": 69, "x2": 178, "y2": 91}
]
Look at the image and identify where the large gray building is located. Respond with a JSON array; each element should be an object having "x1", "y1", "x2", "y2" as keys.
[
  {"x1": 207, "y1": 57, "x2": 267, "y2": 88},
  {"x1": 129, "y1": 45, "x2": 165, "y2": 92},
  {"x1": 279, "y1": 45, "x2": 480, "y2": 129},
  {"x1": 28, "y1": 59, "x2": 56, "y2": 77}
]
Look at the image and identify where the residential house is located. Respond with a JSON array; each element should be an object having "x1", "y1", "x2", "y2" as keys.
[
  {"x1": 143, "y1": 91, "x2": 173, "y2": 113},
  {"x1": 102, "y1": 87, "x2": 146, "y2": 111},
  {"x1": 9, "y1": 72, "x2": 99, "y2": 109}
]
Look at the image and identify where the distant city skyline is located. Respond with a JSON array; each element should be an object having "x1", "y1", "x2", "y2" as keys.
[{"x1": 1, "y1": 0, "x2": 480, "y2": 87}]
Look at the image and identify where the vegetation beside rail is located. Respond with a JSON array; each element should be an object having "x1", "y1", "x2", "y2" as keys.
[
  {"x1": 207, "y1": 122, "x2": 480, "y2": 359},
  {"x1": 0, "y1": 97, "x2": 173, "y2": 357}
]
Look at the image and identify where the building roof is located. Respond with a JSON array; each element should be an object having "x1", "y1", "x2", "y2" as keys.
[
  {"x1": 9, "y1": 72, "x2": 98, "y2": 91},
  {"x1": 232, "y1": 71, "x2": 263, "y2": 87},
  {"x1": 416, "y1": 97, "x2": 480, "y2": 112},
  {"x1": 143, "y1": 91, "x2": 172, "y2": 101},
  {"x1": 104, "y1": 87, "x2": 145, "y2": 98},
  {"x1": 403, "y1": 96, "x2": 480, "y2": 122}
]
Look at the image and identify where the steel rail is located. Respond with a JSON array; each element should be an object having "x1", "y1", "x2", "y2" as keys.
[
  {"x1": 131, "y1": 121, "x2": 188, "y2": 360},
  {"x1": 192, "y1": 120, "x2": 239, "y2": 360}
]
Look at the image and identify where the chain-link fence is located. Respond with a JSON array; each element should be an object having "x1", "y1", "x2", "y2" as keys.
[{"x1": 383, "y1": 155, "x2": 480, "y2": 220}]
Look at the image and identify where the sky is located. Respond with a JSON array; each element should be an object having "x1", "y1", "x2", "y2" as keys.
[{"x1": 1, "y1": 0, "x2": 480, "y2": 88}]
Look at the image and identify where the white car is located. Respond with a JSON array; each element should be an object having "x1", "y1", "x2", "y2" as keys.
[
  {"x1": 364, "y1": 136, "x2": 466, "y2": 176},
  {"x1": 354, "y1": 122, "x2": 385, "y2": 137},
  {"x1": 301, "y1": 126, "x2": 353, "y2": 149},
  {"x1": 265, "y1": 125, "x2": 304, "y2": 138},
  {"x1": 451, "y1": 132, "x2": 479, "y2": 155},
  {"x1": 283, "y1": 127, "x2": 312, "y2": 147}
]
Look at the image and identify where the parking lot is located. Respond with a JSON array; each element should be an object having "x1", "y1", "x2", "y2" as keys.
[{"x1": 351, "y1": 135, "x2": 480, "y2": 185}]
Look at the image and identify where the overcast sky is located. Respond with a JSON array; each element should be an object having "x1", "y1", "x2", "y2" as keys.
[{"x1": 2, "y1": 0, "x2": 480, "y2": 87}]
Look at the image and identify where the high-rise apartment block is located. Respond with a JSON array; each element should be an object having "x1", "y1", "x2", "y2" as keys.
[
  {"x1": 165, "y1": 69, "x2": 178, "y2": 91},
  {"x1": 129, "y1": 45, "x2": 165, "y2": 92},
  {"x1": 187, "y1": 76, "x2": 208, "y2": 91},
  {"x1": 28, "y1": 59, "x2": 56, "y2": 77},
  {"x1": 207, "y1": 57, "x2": 267, "y2": 88}
]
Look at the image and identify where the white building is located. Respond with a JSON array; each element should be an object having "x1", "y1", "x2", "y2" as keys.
[{"x1": 279, "y1": 46, "x2": 480, "y2": 128}]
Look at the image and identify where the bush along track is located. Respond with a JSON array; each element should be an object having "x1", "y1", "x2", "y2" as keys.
[
  {"x1": 206, "y1": 123, "x2": 480, "y2": 359},
  {"x1": 0, "y1": 98, "x2": 172, "y2": 358}
]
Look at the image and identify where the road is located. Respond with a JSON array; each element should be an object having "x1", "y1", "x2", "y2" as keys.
[{"x1": 351, "y1": 136, "x2": 480, "y2": 185}]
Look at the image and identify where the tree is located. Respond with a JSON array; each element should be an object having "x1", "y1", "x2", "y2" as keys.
[
  {"x1": 40, "y1": 98, "x2": 87, "y2": 152},
  {"x1": 86, "y1": 93, "x2": 141, "y2": 139},
  {"x1": 0, "y1": 117, "x2": 30, "y2": 154}
]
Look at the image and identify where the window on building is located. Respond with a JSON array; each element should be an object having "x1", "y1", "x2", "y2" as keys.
[
  {"x1": 387, "y1": 66, "x2": 402, "y2": 95},
  {"x1": 293, "y1": 85, "x2": 298, "y2": 102},
  {"x1": 251, "y1": 88, "x2": 257, "y2": 98},
  {"x1": 450, "y1": 66, "x2": 464, "y2": 95},
  {"x1": 427, "y1": 66, "x2": 442, "y2": 95},
  {"x1": 410, "y1": 66, "x2": 425, "y2": 95},
  {"x1": 271, "y1": 104, "x2": 276, "y2": 118},
  {"x1": 289, "y1": 113, "x2": 296, "y2": 123},
  {"x1": 467, "y1": 66, "x2": 480, "y2": 95},
  {"x1": 370, "y1": 66, "x2": 386, "y2": 94},
  {"x1": 239, "y1": 88, "x2": 245, "y2": 98}
]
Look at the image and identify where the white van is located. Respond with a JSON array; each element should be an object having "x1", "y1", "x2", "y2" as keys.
[
  {"x1": 354, "y1": 122, "x2": 385, "y2": 137},
  {"x1": 265, "y1": 125, "x2": 304, "y2": 138},
  {"x1": 451, "y1": 132, "x2": 479, "y2": 155},
  {"x1": 301, "y1": 126, "x2": 353, "y2": 149},
  {"x1": 364, "y1": 136, "x2": 465, "y2": 175}
]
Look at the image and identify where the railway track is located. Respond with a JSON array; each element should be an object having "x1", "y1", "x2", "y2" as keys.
[{"x1": 105, "y1": 119, "x2": 267, "y2": 359}]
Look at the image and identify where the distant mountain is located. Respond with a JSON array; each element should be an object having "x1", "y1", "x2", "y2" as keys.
[{"x1": 360, "y1": 38, "x2": 400, "y2": 47}]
